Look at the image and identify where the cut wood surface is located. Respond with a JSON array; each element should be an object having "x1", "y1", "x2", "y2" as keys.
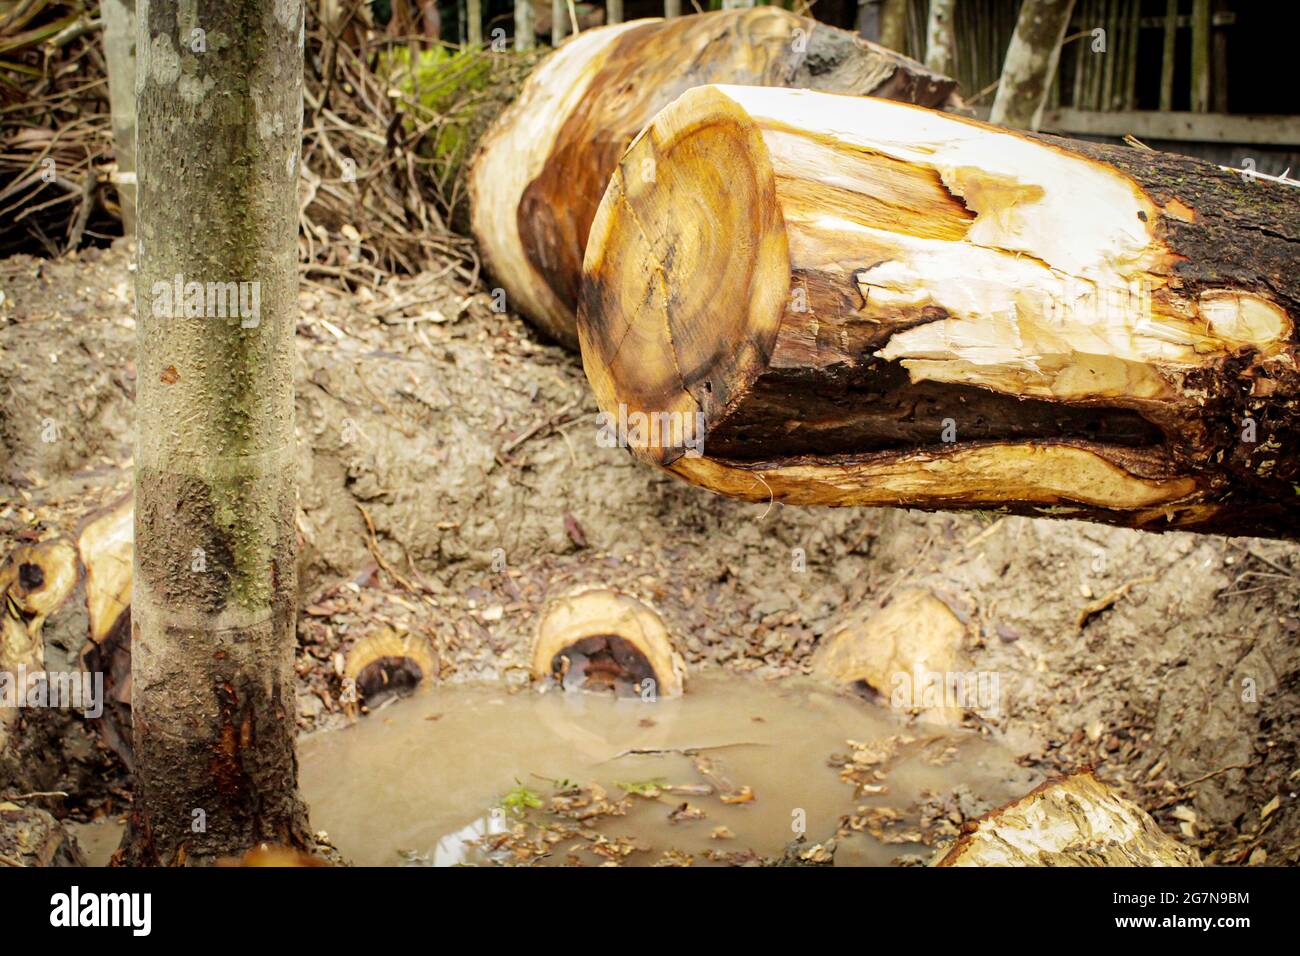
[
  {"x1": 469, "y1": 8, "x2": 956, "y2": 349},
  {"x1": 937, "y1": 771, "x2": 1201, "y2": 866},
  {"x1": 0, "y1": 538, "x2": 79, "y2": 752},
  {"x1": 343, "y1": 627, "x2": 438, "y2": 713},
  {"x1": 75, "y1": 496, "x2": 134, "y2": 770},
  {"x1": 812, "y1": 590, "x2": 966, "y2": 724},
  {"x1": 578, "y1": 85, "x2": 1300, "y2": 539},
  {"x1": 532, "y1": 587, "x2": 685, "y2": 697}
]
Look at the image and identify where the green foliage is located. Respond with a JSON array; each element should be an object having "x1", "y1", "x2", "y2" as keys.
[
  {"x1": 379, "y1": 43, "x2": 540, "y2": 221},
  {"x1": 384, "y1": 44, "x2": 494, "y2": 166},
  {"x1": 617, "y1": 778, "x2": 667, "y2": 796},
  {"x1": 501, "y1": 778, "x2": 544, "y2": 817}
]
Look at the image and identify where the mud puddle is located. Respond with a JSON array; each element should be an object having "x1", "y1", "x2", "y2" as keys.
[{"x1": 300, "y1": 674, "x2": 1040, "y2": 866}]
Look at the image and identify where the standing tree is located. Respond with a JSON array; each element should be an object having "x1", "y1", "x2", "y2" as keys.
[
  {"x1": 551, "y1": 0, "x2": 566, "y2": 43},
  {"x1": 878, "y1": 0, "x2": 907, "y2": 52},
  {"x1": 101, "y1": 0, "x2": 137, "y2": 235},
  {"x1": 125, "y1": 0, "x2": 311, "y2": 864},
  {"x1": 924, "y1": 0, "x2": 956, "y2": 78},
  {"x1": 468, "y1": 0, "x2": 483, "y2": 46},
  {"x1": 990, "y1": 0, "x2": 1076, "y2": 130},
  {"x1": 515, "y1": 0, "x2": 535, "y2": 49}
]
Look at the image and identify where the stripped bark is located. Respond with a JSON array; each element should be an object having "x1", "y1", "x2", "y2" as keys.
[
  {"x1": 469, "y1": 8, "x2": 956, "y2": 349},
  {"x1": 578, "y1": 86, "x2": 1300, "y2": 539},
  {"x1": 125, "y1": 0, "x2": 310, "y2": 864}
]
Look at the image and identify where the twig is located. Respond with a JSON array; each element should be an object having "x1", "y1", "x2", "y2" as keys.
[
  {"x1": 1180, "y1": 761, "x2": 1259, "y2": 788},
  {"x1": 64, "y1": 169, "x2": 95, "y2": 253},
  {"x1": 354, "y1": 502, "x2": 425, "y2": 599},
  {"x1": 600, "y1": 742, "x2": 767, "y2": 764},
  {"x1": 3, "y1": 790, "x2": 68, "y2": 801},
  {"x1": 497, "y1": 399, "x2": 580, "y2": 460}
]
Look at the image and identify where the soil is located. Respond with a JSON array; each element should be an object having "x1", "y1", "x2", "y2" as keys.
[{"x1": 2, "y1": 240, "x2": 1297, "y2": 865}]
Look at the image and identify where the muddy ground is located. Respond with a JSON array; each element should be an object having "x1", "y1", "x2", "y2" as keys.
[{"x1": 2, "y1": 240, "x2": 1297, "y2": 865}]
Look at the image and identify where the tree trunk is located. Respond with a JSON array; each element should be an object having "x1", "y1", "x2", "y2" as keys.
[
  {"x1": 467, "y1": 0, "x2": 482, "y2": 46},
  {"x1": 551, "y1": 0, "x2": 567, "y2": 43},
  {"x1": 515, "y1": 0, "x2": 535, "y2": 50},
  {"x1": 924, "y1": 0, "x2": 956, "y2": 79},
  {"x1": 989, "y1": 0, "x2": 1075, "y2": 130},
  {"x1": 938, "y1": 772, "x2": 1201, "y2": 866},
  {"x1": 878, "y1": 0, "x2": 907, "y2": 53},
  {"x1": 469, "y1": 8, "x2": 956, "y2": 349},
  {"x1": 101, "y1": 0, "x2": 137, "y2": 236},
  {"x1": 578, "y1": 86, "x2": 1300, "y2": 540},
  {"x1": 125, "y1": 0, "x2": 310, "y2": 864}
]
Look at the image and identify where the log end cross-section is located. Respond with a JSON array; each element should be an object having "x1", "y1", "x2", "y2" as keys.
[{"x1": 578, "y1": 85, "x2": 1300, "y2": 539}]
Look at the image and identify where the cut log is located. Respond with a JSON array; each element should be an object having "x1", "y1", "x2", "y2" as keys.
[
  {"x1": 75, "y1": 495, "x2": 134, "y2": 770},
  {"x1": 341, "y1": 627, "x2": 438, "y2": 716},
  {"x1": 578, "y1": 85, "x2": 1300, "y2": 539},
  {"x1": 532, "y1": 587, "x2": 685, "y2": 697},
  {"x1": 469, "y1": 8, "x2": 956, "y2": 349},
  {"x1": 0, "y1": 538, "x2": 79, "y2": 752},
  {"x1": 937, "y1": 771, "x2": 1201, "y2": 866},
  {"x1": 812, "y1": 590, "x2": 968, "y2": 725}
]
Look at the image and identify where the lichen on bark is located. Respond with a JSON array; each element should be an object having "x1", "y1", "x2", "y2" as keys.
[{"x1": 125, "y1": 0, "x2": 311, "y2": 865}]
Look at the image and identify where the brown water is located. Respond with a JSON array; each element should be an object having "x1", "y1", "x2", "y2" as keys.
[{"x1": 300, "y1": 674, "x2": 1040, "y2": 866}]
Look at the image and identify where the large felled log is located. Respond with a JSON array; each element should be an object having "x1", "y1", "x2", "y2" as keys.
[
  {"x1": 578, "y1": 85, "x2": 1300, "y2": 539},
  {"x1": 469, "y1": 8, "x2": 956, "y2": 349},
  {"x1": 937, "y1": 772, "x2": 1200, "y2": 866}
]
